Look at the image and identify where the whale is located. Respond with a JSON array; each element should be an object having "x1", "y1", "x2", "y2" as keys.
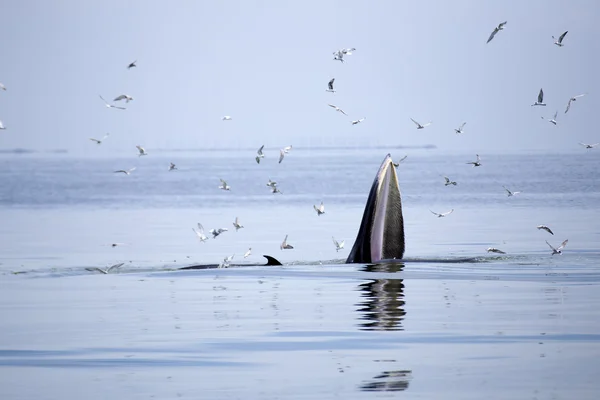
[{"x1": 179, "y1": 255, "x2": 282, "y2": 270}]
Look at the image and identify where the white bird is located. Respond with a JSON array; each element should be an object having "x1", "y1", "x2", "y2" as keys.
[
  {"x1": 503, "y1": 186, "x2": 521, "y2": 197},
  {"x1": 283, "y1": 145, "x2": 292, "y2": 153},
  {"x1": 219, "y1": 254, "x2": 235, "y2": 268},
  {"x1": 222, "y1": 116, "x2": 232, "y2": 121},
  {"x1": 210, "y1": 228, "x2": 228, "y2": 239},
  {"x1": 541, "y1": 111, "x2": 558, "y2": 125},
  {"x1": 314, "y1": 202, "x2": 325, "y2": 216},
  {"x1": 218, "y1": 179, "x2": 230, "y2": 191},
  {"x1": 328, "y1": 104, "x2": 347, "y2": 115},
  {"x1": 332, "y1": 48, "x2": 355, "y2": 62},
  {"x1": 85, "y1": 263, "x2": 124, "y2": 274},
  {"x1": 565, "y1": 94, "x2": 586, "y2": 114},
  {"x1": 487, "y1": 21, "x2": 507, "y2": 43},
  {"x1": 99, "y1": 95, "x2": 126, "y2": 110},
  {"x1": 255, "y1": 145, "x2": 265, "y2": 164},
  {"x1": 326, "y1": 78, "x2": 336, "y2": 93},
  {"x1": 579, "y1": 142, "x2": 599, "y2": 149},
  {"x1": 552, "y1": 31, "x2": 568, "y2": 47},
  {"x1": 89, "y1": 133, "x2": 109, "y2": 145},
  {"x1": 444, "y1": 176, "x2": 457, "y2": 186},
  {"x1": 192, "y1": 223, "x2": 208, "y2": 242},
  {"x1": 114, "y1": 94, "x2": 133, "y2": 103},
  {"x1": 169, "y1": 162, "x2": 177, "y2": 171},
  {"x1": 280, "y1": 234, "x2": 294, "y2": 250},
  {"x1": 332, "y1": 237, "x2": 345, "y2": 252},
  {"x1": 271, "y1": 186, "x2": 282, "y2": 194},
  {"x1": 243, "y1": 248, "x2": 252, "y2": 258},
  {"x1": 0, "y1": 82, "x2": 6, "y2": 91},
  {"x1": 466, "y1": 154, "x2": 482, "y2": 167},
  {"x1": 537, "y1": 225, "x2": 554, "y2": 235},
  {"x1": 486, "y1": 247, "x2": 506, "y2": 254},
  {"x1": 233, "y1": 217, "x2": 244, "y2": 231},
  {"x1": 136, "y1": 145, "x2": 148, "y2": 156},
  {"x1": 266, "y1": 179, "x2": 277, "y2": 188},
  {"x1": 392, "y1": 155, "x2": 408, "y2": 167},
  {"x1": 127, "y1": 60, "x2": 137, "y2": 69},
  {"x1": 546, "y1": 239, "x2": 568, "y2": 255},
  {"x1": 351, "y1": 117, "x2": 366, "y2": 125},
  {"x1": 113, "y1": 167, "x2": 136, "y2": 175},
  {"x1": 454, "y1": 122, "x2": 466, "y2": 134},
  {"x1": 430, "y1": 209, "x2": 454, "y2": 218},
  {"x1": 278, "y1": 149, "x2": 286, "y2": 164},
  {"x1": 531, "y1": 88, "x2": 546, "y2": 106},
  {"x1": 410, "y1": 118, "x2": 431, "y2": 129},
  {"x1": 0, "y1": 120, "x2": 6, "y2": 130}
]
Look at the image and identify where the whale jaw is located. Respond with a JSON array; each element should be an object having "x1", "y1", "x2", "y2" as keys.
[{"x1": 346, "y1": 154, "x2": 405, "y2": 263}]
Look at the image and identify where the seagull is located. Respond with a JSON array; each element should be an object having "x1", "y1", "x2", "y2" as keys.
[
  {"x1": 430, "y1": 209, "x2": 454, "y2": 218},
  {"x1": 466, "y1": 154, "x2": 482, "y2": 167},
  {"x1": 218, "y1": 179, "x2": 230, "y2": 191},
  {"x1": 444, "y1": 176, "x2": 457, "y2": 186},
  {"x1": 99, "y1": 95, "x2": 126, "y2": 110},
  {"x1": 280, "y1": 234, "x2": 294, "y2": 250},
  {"x1": 278, "y1": 149, "x2": 286, "y2": 164},
  {"x1": 541, "y1": 111, "x2": 558, "y2": 125},
  {"x1": 454, "y1": 122, "x2": 466, "y2": 134},
  {"x1": 537, "y1": 225, "x2": 554, "y2": 235},
  {"x1": 487, "y1": 21, "x2": 507, "y2": 43},
  {"x1": 222, "y1": 116, "x2": 232, "y2": 121},
  {"x1": 0, "y1": 120, "x2": 4, "y2": 130},
  {"x1": 89, "y1": 133, "x2": 109, "y2": 145},
  {"x1": 503, "y1": 186, "x2": 521, "y2": 197},
  {"x1": 565, "y1": 94, "x2": 586, "y2": 113},
  {"x1": 266, "y1": 179, "x2": 277, "y2": 188},
  {"x1": 392, "y1": 155, "x2": 408, "y2": 167},
  {"x1": 127, "y1": 60, "x2": 137, "y2": 69},
  {"x1": 314, "y1": 202, "x2": 325, "y2": 216},
  {"x1": 271, "y1": 186, "x2": 282, "y2": 194},
  {"x1": 114, "y1": 94, "x2": 133, "y2": 103},
  {"x1": 486, "y1": 248, "x2": 506, "y2": 254},
  {"x1": 332, "y1": 48, "x2": 355, "y2": 62},
  {"x1": 233, "y1": 217, "x2": 244, "y2": 231},
  {"x1": 328, "y1": 104, "x2": 347, "y2": 115},
  {"x1": 243, "y1": 248, "x2": 252, "y2": 258},
  {"x1": 410, "y1": 118, "x2": 431, "y2": 129},
  {"x1": 579, "y1": 142, "x2": 599, "y2": 149},
  {"x1": 255, "y1": 145, "x2": 265, "y2": 164},
  {"x1": 113, "y1": 167, "x2": 136, "y2": 175},
  {"x1": 552, "y1": 31, "x2": 568, "y2": 47},
  {"x1": 546, "y1": 239, "x2": 568, "y2": 255},
  {"x1": 0, "y1": 82, "x2": 6, "y2": 91},
  {"x1": 531, "y1": 88, "x2": 546, "y2": 106},
  {"x1": 219, "y1": 254, "x2": 234, "y2": 268},
  {"x1": 169, "y1": 162, "x2": 177, "y2": 171},
  {"x1": 136, "y1": 145, "x2": 147, "y2": 156},
  {"x1": 326, "y1": 78, "x2": 336, "y2": 93},
  {"x1": 351, "y1": 118, "x2": 366, "y2": 125},
  {"x1": 332, "y1": 237, "x2": 345, "y2": 252},
  {"x1": 209, "y1": 228, "x2": 228, "y2": 239},
  {"x1": 85, "y1": 263, "x2": 124, "y2": 274},
  {"x1": 192, "y1": 223, "x2": 208, "y2": 242},
  {"x1": 283, "y1": 145, "x2": 292, "y2": 153}
]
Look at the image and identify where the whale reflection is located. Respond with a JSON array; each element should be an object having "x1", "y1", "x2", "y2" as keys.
[
  {"x1": 359, "y1": 369, "x2": 413, "y2": 392},
  {"x1": 356, "y1": 263, "x2": 406, "y2": 331}
]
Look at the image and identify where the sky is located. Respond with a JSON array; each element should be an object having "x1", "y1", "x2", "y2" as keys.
[{"x1": 0, "y1": 0, "x2": 598, "y2": 155}]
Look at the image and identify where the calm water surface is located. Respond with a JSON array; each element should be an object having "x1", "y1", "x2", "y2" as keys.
[{"x1": 0, "y1": 149, "x2": 599, "y2": 399}]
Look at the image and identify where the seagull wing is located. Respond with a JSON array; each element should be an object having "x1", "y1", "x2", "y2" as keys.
[
  {"x1": 98, "y1": 95, "x2": 110, "y2": 105},
  {"x1": 114, "y1": 95, "x2": 126, "y2": 101},
  {"x1": 545, "y1": 240, "x2": 557, "y2": 251},
  {"x1": 258, "y1": 145, "x2": 264, "y2": 155},
  {"x1": 90, "y1": 138, "x2": 100, "y2": 143},
  {"x1": 558, "y1": 31, "x2": 568, "y2": 43},
  {"x1": 328, "y1": 104, "x2": 337, "y2": 109},
  {"x1": 553, "y1": 111, "x2": 558, "y2": 120},
  {"x1": 410, "y1": 118, "x2": 421, "y2": 127},
  {"x1": 487, "y1": 27, "x2": 499, "y2": 43},
  {"x1": 279, "y1": 149, "x2": 285, "y2": 163},
  {"x1": 328, "y1": 78, "x2": 334, "y2": 90},
  {"x1": 444, "y1": 209, "x2": 454, "y2": 216},
  {"x1": 430, "y1": 210, "x2": 441, "y2": 217},
  {"x1": 107, "y1": 263, "x2": 124, "y2": 272},
  {"x1": 558, "y1": 239, "x2": 568, "y2": 251},
  {"x1": 444, "y1": 177, "x2": 450, "y2": 184},
  {"x1": 538, "y1": 89, "x2": 544, "y2": 103},
  {"x1": 565, "y1": 99, "x2": 573, "y2": 113}
]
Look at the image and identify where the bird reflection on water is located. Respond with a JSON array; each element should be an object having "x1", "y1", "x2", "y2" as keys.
[{"x1": 356, "y1": 263, "x2": 406, "y2": 331}]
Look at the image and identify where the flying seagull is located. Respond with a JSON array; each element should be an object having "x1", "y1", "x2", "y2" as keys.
[
  {"x1": 565, "y1": 94, "x2": 586, "y2": 113},
  {"x1": 169, "y1": 162, "x2": 177, "y2": 171},
  {"x1": 332, "y1": 48, "x2": 356, "y2": 62},
  {"x1": 466, "y1": 154, "x2": 482, "y2": 167},
  {"x1": 192, "y1": 223, "x2": 208, "y2": 242},
  {"x1": 444, "y1": 176, "x2": 457, "y2": 186},
  {"x1": 392, "y1": 155, "x2": 408, "y2": 167},
  {"x1": 255, "y1": 145, "x2": 265, "y2": 164},
  {"x1": 579, "y1": 142, "x2": 599, "y2": 149},
  {"x1": 266, "y1": 179, "x2": 277, "y2": 188},
  {"x1": 278, "y1": 149, "x2": 286, "y2": 164},
  {"x1": 209, "y1": 228, "x2": 228, "y2": 239},
  {"x1": 243, "y1": 248, "x2": 252, "y2": 258},
  {"x1": 351, "y1": 117, "x2": 366, "y2": 125},
  {"x1": 552, "y1": 31, "x2": 568, "y2": 47},
  {"x1": 454, "y1": 122, "x2": 466, "y2": 134},
  {"x1": 99, "y1": 95, "x2": 126, "y2": 110},
  {"x1": 232, "y1": 217, "x2": 244, "y2": 231},
  {"x1": 332, "y1": 237, "x2": 345, "y2": 252},
  {"x1": 430, "y1": 209, "x2": 454, "y2": 218},
  {"x1": 114, "y1": 94, "x2": 133, "y2": 103},
  {"x1": 314, "y1": 202, "x2": 325, "y2": 216},
  {"x1": 219, "y1": 254, "x2": 234, "y2": 268},
  {"x1": 487, "y1": 21, "x2": 507, "y2": 43},
  {"x1": 541, "y1": 111, "x2": 558, "y2": 125},
  {"x1": 136, "y1": 145, "x2": 147, "y2": 156},
  {"x1": 0, "y1": 120, "x2": 4, "y2": 130},
  {"x1": 503, "y1": 186, "x2": 521, "y2": 197},
  {"x1": 271, "y1": 186, "x2": 282, "y2": 194},
  {"x1": 85, "y1": 263, "x2": 124, "y2": 275},
  {"x1": 222, "y1": 116, "x2": 232, "y2": 121},
  {"x1": 127, "y1": 60, "x2": 137, "y2": 69},
  {"x1": 410, "y1": 118, "x2": 431, "y2": 129},
  {"x1": 280, "y1": 234, "x2": 294, "y2": 250},
  {"x1": 537, "y1": 225, "x2": 554, "y2": 235},
  {"x1": 328, "y1": 104, "x2": 347, "y2": 115},
  {"x1": 326, "y1": 78, "x2": 336, "y2": 93},
  {"x1": 89, "y1": 133, "x2": 109, "y2": 145},
  {"x1": 486, "y1": 247, "x2": 506, "y2": 254},
  {"x1": 218, "y1": 179, "x2": 230, "y2": 191},
  {"x1": 113, "y1": 167, "x2": 136, "y2": 175},
  {"x1": 0, "y1": 82, "x2": 6, "y2": 91},
  {"x1": 283, "y1": 145, "x2": 292, "y2": 153},
  {"x1": 531, "y1": 88, "x2": 546, "y2": 106},
  {"x1": 546, "y1": 239, "x2": 568, "y2": 255}
]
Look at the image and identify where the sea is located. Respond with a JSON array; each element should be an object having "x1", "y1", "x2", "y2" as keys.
[{"x1": 0, "y1": 147, "x2": 599, "y2": 399}]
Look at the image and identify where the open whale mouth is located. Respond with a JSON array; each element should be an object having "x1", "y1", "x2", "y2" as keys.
[{"x1": 346, "y1": 154, "x2": 405, "y2": 263}]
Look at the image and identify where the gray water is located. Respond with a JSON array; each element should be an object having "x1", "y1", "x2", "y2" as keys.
[{"x1": 1, "y1": 148, "x2": 599, "y2": 399}]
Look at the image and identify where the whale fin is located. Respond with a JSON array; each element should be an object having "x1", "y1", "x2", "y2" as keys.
[{"x1": 263, "y1": 255, "x2": 283, "y2": 266}]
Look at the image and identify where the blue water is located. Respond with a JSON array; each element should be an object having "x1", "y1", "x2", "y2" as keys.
[{"x1": 1, "y1": 149, "x2": 599, "y2": 399}]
